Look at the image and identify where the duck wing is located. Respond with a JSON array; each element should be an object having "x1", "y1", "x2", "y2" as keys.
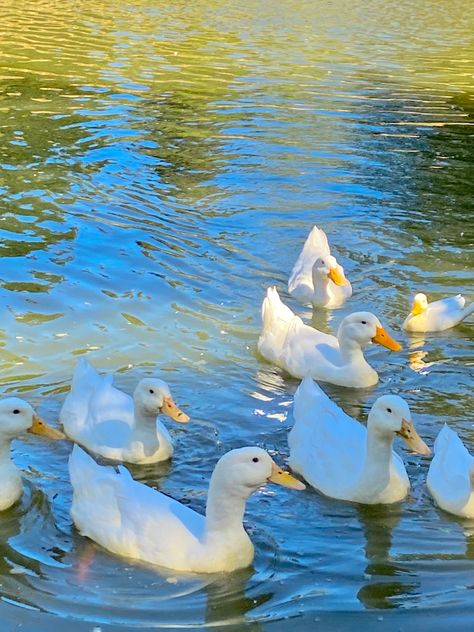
[
  {"x1": 84, "y1": 377, "x2": 135, "y2": 447},
  {"x1": 289, "y1": 377, "x2": 366, "y2": 498},
  {"x1": 69, "y1": 445, "x2": 204, "y2": 566},
  {"x1": 427, "y1": 295, "x2": 465, "y2": 317},
  {"x1": 281, "y1": 318, "x2": 341, "y2": 379}
]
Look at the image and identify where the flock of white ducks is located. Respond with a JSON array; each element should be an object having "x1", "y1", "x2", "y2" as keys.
[
  {"x1": 0, "y1": 223, "x2": 473, "y2": 574},
  {"x1": 280, "y1": 225, "x2": 473, "y2": 518}
]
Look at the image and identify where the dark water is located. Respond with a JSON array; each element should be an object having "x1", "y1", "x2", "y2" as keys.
[{"x1": 0, "y1": 0, "x2": 473, "y2": 630}]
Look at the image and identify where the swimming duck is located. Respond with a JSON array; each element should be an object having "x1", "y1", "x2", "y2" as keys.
[
  {"x1": 288, "y1": 225, "x2": 352, "y2": 308},
  {"x1": 69, "y1": 444, "x2": 305, "y2": 572},
  {"x1": 258, "y1": 287, "x2": 401, "y2": 387},
  {"x1": 403, "y1": 293, "x2": 474, "y2": 333},
  {"x1": 288, "y1": 376, "x2": 431, "y2": 504},
  {"x1": 59, "y1": 358, "x2": 189, "y2": 464},
  {"x1": 427, "y1": 425, "x2": 474, "y2": 518},
  {"x1": 0, "y1": 398, "x2": 64, "y2": 510}
]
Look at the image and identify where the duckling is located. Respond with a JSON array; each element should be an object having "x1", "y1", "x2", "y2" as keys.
[{"x1": 403, "y1": 293, "x2": 474, "y2": 333}]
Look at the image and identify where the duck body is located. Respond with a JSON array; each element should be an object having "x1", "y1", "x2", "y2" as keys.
[
  {"x1": 0, "y1": 453, "x2": 23, "y2": 511},
  {"x1": 69, "y1": 445, "x2": 304, "y2": 573},
  {"x1": 60, "y1": 359, "x2": 189, "y2": 465},
  {"x1": 288, "y1": 226, "x2": 352, "y2": 308},
  {"x1": 427, "y1": 425, "x2": 474, "y2": 518},
  {"x1": 288, "y1": 377, "x2": 430, "y2": 504},
  {"x1": 403, "y1": 293, "x2": 474, "y2": 333},
  {"x1": 258, "y1": 287, "x2": 400, "y2": 388}
]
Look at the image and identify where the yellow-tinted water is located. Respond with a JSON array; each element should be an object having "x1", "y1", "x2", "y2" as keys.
[{"x1": 0, "y1": 0, "x2": 473, "y2": 629}]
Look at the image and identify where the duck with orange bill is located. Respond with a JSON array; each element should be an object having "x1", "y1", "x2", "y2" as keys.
[
  {"x1": 69, "y1": 444, "x2": 305, "y2": 573},
  {"x1": 258, "y1": 287, "x2": 401, "y2": 387},
  {"x1": 403, "y1": 292, "x2": 474, "y2": 333},
  {"x1": 288, "y1": 225, "x2": 352, "y2": 308},
  {"x1": 0, "y1": 398, "x2": 65, "y2": 510},
  {"x1": 59, "y1": 358, "x2": 190, "y2": 464},
  {"x1": 288, "y1": 377, "x2": 431, "y2": 504}
]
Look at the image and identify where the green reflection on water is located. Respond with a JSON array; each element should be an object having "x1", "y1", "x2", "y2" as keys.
[{"x1": 0, "y1": 0, "x2": 473, "y2": 630}]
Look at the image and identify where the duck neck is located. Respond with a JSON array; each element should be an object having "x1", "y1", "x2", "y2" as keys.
[
  {"x1": 0, "y1": 437, "x2": 14, "y2": 469},
  {"x1": 204, "y1": 477, "x2": 248, "y2": 540},
  {"x1": 131, "y1": 402, "x2": 162, "y2": 447},
  {"x1": 311, "y1": 270, "x2": 330, "y2": 304},
  {"x1": 337, "y1": 330, "x2": 366, "y2": 364},
  {"x1": 357, "y1": 424, "x2": 393, "y2": 493}
]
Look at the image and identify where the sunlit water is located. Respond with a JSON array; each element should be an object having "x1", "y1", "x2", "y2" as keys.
[{"x1": 0, "y1": 0, "x2": 473, "y2": 629}]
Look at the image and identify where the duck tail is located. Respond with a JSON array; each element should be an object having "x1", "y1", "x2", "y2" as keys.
[
  {"x1": 293, "y1": 375, "x2": 325, "y2": 422},
  {"x1": 60, "y1": 358, "x2": 109, "y2": 432},
  {"x1": 433, "y1": 423, "x2": 457, "y2": 454},
  {"x1": 258, "y1": 287, "x2": 295, "y2": 363},
  {"x1": 71, "y1": 357, "x2": 104, "y2": 393},
  {"x1": 302, "y1": 225, "x2": 330, "y2": 258},
  {"x1": 461, "y1": 301, "x2": 474, "y2": 321}
]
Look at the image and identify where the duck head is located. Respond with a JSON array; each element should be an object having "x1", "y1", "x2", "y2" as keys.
[
  {"x1": 368, "y1": 395, "x2": 431, "y2": 456},
  {"x1": 312, "y1": 255, "x2": 349, "y2": 287},
  {"x1": 210, "y1": 447, "x2": 306, "y2": 496},
  {"x1": 133, "y1": 378, "x2": 190, "y2": 423},
  {"x1": 0, "y1": 398, "x2": 65, "y2": 440},
  {"x1": 338, "y1": 312, "x2": 401, "y2": 351},
  {"x1": 410, "y1": 293, "x2": 428, "y2": 316}
]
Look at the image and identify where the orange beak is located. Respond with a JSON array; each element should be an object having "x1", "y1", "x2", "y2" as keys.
[
  {"x1": 372, "y1": 326, "x2": 402, "y2": 351},
  {"x1": 397, "y1": 419, "x2": 431, "y2": 457},
  {"x1": 328, "y1": 266, "x2": 348, "y2": 287},
  {"x1": 268, "y1": 462, "x2": 306, "y2": 490},
  {"x1": 411, "y1": 302, "x2": 425, "y2": 316},
  {"x1": 27, "y1": 414, "x2": 66, "y2": 440},
  {"x1": 161, "y1": 396, "x2": 190, "y2": 423}
]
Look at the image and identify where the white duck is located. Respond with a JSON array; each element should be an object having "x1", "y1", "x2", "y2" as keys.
[
  {"x1": 427, "y1": 425, "x2": 474, "y2": 518},
  {"x1": 258, "y1": 287, "x2": 401, "y2": 388},
  {"x1": 69, "y1": 444, "x2": 305, "y2": 573},
  {"x1": 288, "y1": 377, "x2": 431, "y2": 504},
  {"x1": 403, "y1": 292, "x2": 474, "y2": 333},
  {"x1": 288, "y1": 225, "x2": 352, "y2": 308},
  {"x1": 0, "y1": 398, "x2": 64, "y2": 510},
  {"x1": 60, "y1": 358, "x2": 190, "y2": 464}
]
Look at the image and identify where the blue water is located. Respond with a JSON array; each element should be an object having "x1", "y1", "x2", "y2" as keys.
[{"x1": 0, "y1": 0, "x2": 473, "y2": 629}]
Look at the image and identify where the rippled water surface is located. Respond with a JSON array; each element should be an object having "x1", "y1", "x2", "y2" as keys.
[{"x1": 0, "y1": 0, "x2": 473, "y2": 630}]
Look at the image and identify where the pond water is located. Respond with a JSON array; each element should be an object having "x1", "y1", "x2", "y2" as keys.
[{"x1": 0, "y1": 0, "x2": 473, "y2": 630}]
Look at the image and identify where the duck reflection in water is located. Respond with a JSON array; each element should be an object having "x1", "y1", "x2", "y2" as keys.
[
  {"x1": 356, "y1": 504, "x2": 419, "y2": 609},
  {"x1": 204, "y1": 566, "x2": 271, "y2": 630},
  {"x1": 0, "y1": 481, "x2": 68, "y2": 593}
]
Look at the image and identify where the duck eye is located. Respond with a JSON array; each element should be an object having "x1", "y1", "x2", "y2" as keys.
[
  {"x1": 13, "y1": 409, "x2": 20, "y2": 414},
  {"x1": 387, "y1": 408, "x2": 392, "y2": 413},
  {"x1": 149, "y1": 389, "x2": 155, "y2": 394},
  {"x1": 361, "y1": 320, "x2": 367, "y2": 325},
  {"x1": 252, "y1": 457, "x2": 259, "y2": 463}
]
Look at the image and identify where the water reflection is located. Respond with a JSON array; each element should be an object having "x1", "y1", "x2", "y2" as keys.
[
  {"x1": 0, "y1": 0, "x2": 473, "y2": 628},
  {"x1": 204, "y1": 567, "x2": 269, "y2": 630},
  {"x1": 356, "y1": 504, "x2": 418, "y2": 609}
]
